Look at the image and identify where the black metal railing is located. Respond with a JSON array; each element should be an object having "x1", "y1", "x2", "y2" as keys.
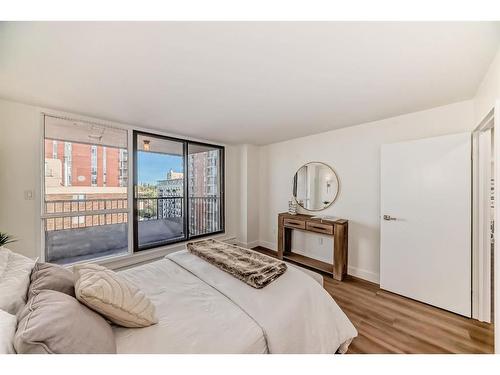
[
  {"x1": 189, "y1": 196, "x2": 221, "y2": 236},
  {"x1": 136, "y1": 197, "x2": 183, "y2": 221},
  {"x1": 45, "y1": 196, "x2": 220, "y2": 236},
  {"x1": 137, "y1": 196, "x2": 220, "y2": 235}
]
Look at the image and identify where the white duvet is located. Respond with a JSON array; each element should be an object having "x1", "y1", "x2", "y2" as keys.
[{"x1": 113, "y1": 250, "x2": 357, "y2": 354}]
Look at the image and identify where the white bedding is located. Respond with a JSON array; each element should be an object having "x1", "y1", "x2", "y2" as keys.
[{"x1": 114, "y1": 250, "x2": 357, "y2": 354}]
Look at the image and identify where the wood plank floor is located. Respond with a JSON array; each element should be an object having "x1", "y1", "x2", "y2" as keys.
[{"x1": 253, "y1": 246, "x2": 494, "y2": 354}]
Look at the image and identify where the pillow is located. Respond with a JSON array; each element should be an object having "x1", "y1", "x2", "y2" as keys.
[
  {"x1": 0, "y1": 247, "x2": 36, "y2": 315},
  {"x1": 28, "y1": 262, "x2": 75, "y2": 300},
  {"x1": 14, "y1": 290, "x2": 116, "y2": 354},
  {"x1": 0, "y1": 309, "x2": 17, "y2": 354},
  {"x1": 74, "y1": 263, "x2": 158, "y2": 328}
]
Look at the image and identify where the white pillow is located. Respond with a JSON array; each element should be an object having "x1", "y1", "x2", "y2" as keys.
[
  {"x1": 0, "y1": 247, "x2": 36, "y2": 315},
  {"x1": 0, "y1": 309, "x2": 17, "y2": 354},
  {"x1": 74, "y1": 263, "x2": 158, "y2": 328}
]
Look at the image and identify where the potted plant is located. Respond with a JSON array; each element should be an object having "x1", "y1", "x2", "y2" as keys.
[{"x1": 0, "y1": 232, "x2": 16, "y2": 248}]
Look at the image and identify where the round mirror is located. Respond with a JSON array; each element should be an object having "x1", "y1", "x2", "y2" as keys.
[{"x1": 292, "y1": 162, "x2": 339, "y2": 211}]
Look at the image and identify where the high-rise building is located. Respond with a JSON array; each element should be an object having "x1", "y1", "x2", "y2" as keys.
[
  {"x1": 44, "y1": 139, "x2": 128, "y2": 231},
  {"x1": 188, "y1": 150, "x2": 220, "y2": 235},
  {"x1": 44, "y1": 139, "x2": 128, "y2": 189},
  {"x1": 157, "y1": 170, "x2": 184, "y2": 218}
]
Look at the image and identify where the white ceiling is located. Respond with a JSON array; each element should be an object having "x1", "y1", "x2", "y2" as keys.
[{"x1": 1, "y1": 22, "x2": 499, "y2": 145}]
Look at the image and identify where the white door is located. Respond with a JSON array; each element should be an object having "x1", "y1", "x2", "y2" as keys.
[{"x1": 380, "y1": 133, "x2": 471, "y2": 317}]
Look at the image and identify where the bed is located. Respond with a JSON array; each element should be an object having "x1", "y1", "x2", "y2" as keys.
[{"x1": 113, "y1": 249, "x2": 357, "y2": 354}]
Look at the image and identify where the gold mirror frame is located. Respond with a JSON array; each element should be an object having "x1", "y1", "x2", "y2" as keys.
[{"x1": 292, "y1": 161, "x2": 340, "y2": 212}]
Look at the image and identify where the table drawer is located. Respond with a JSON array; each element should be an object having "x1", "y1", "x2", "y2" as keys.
[
  {"x1": 284, "y1": 218, "x2": 306, "y2": 229},
  {"x1": 306, "y1": 221, "x2": 334, "y2": 235}
]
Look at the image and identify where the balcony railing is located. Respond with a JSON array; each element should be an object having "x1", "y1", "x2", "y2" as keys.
[
  {"x1": 137, "y1": 196, "x2": 221, "y2": 236},
  {"x1": 44, "y1": 196, "x2": 220, "y2": 234},
  {"x1": 44, "y1": 198, "x2": 128, "y2": 231},
  {"x1": 44, "y1": 195, "x2": 221, "y2": 265},
  {"x1": 189, "y1": 196, "x2": 221, "y2": 236}
]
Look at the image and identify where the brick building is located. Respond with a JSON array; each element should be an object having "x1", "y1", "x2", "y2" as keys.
[
  {"x1": 44, "y1": 139, "x2": 128, "y2": 188},
  {"x1": 44, "y1": 139, "x2": 128, "y2": 231}
]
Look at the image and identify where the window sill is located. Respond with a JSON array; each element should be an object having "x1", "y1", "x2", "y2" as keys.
[{"x1": 78, "y1": 232, "x2": 235, "y2": 271}]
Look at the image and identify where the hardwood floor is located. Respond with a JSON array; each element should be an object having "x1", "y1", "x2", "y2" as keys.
[{"x1": 253, "y1": 246, "x2": 494, "y2": 354}]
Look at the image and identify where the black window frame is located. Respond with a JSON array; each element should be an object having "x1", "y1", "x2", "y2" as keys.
[{"x1": 133, "y1": 130, "x2": 225, "y2": 252}]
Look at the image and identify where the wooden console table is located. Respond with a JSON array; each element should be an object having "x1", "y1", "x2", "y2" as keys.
[{"x1": 277, "y1": 212, "x2": 348, "y2": 281}]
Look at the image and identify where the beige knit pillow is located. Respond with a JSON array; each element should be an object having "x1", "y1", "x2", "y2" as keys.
[{"x1": 74, "y1": 263, "x2": 158, "y2": 328}]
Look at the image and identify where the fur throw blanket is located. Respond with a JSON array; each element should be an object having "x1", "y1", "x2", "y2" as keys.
[{"x1": 186, "y1": 239, "x2": 287, "y2": 289}]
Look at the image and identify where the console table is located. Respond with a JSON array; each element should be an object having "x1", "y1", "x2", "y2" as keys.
[{"x1": 277, "y1": 212, "x2": 348, "y2": 281}]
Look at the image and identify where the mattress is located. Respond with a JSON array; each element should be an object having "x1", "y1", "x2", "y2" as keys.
[
  {"x1": 113, "y1": 258, "x2": 266, "y2": 353},
  {"x1": 113, "y1": 251, "x2": 356, "y2": 354}
]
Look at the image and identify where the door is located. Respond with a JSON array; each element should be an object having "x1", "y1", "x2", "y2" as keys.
[
  {"x1": 133, "y1": 132, "x2": 187, "y2": 251},
  {"x1": 380, "y1": 133, "x2": 471, "y2": 317}
]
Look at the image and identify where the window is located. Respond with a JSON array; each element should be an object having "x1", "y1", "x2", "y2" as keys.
[
  {"x1": 90, "y1": 145, "x2": 98, "y2": 186},
  {"x1": 119, "y1": 149, "x2": 128, "y2": 187},
  {"x1": 103, "y1": 146, "x2": 107, "y2": 186},
  {"x1": 52, "y1": 140, "x2": 58, "y2": 159},
  {"x1": 42, "y1": 115, "x2": 129, "y2": 265},
  {"x1": 134, "y1": 133, "x2": 186, "y2": 250},
  {"x1": 188, "y1": 145, "x2": 223, "y2": 237},
  {"x1": 42, "y1": 116, "x2": 224, "y2": 264},
  {"x1": 64, "y1": 142, "x2": 72, "y2": 187},
  {"x1": 133, "y1": 131, "x2": 224, "y2": 251}
]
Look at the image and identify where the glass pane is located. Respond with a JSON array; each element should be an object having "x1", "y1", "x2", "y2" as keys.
[
  {"x1": 136, "y1": 133, "x2": 186, "y2": 249},
  {"x1": 44, "y1": 116, "x2": 129, "y2": 264},
  {"x1": 188, "y1": 143, "x2": 222, "y2": 236}
]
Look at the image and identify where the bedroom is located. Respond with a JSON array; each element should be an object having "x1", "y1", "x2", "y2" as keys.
[{"x1": 1, "y1": 1, "x2": 500, "y2": 373}]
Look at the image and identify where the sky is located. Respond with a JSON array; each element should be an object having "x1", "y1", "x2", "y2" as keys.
[{"x1": 137, "y1": 151, "x2": 183, "y2": 185}]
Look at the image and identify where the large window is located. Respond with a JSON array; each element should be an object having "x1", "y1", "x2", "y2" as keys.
[
  {"x1": 133, "y1": 131, "x2": 224, "y2": 251},
  {"x1": 42, "y1": 115, "x2": 129, "y2": 265},
  {"x1": 188, "y1": 143, "x2": 223, "y2": 237},
  {"x1": 42, "y1": 116, "x2": 224, "y2": 264}
]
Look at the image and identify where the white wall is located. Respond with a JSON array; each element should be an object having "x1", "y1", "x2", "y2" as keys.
[
  {"x1": 0, "y1": 98, "x2": 243, "y2": 260},
  {"x1": 0, "y1": 100, "x2": 42, "y2": 258},
  {"x1": 2, "y1": 45, "x2": 498, "y2": 279},
  {"x1": 237, "y1": 144, "x2": 260, "y2": 247},
  {"x1": 474, "y1": 48, "x2": 500, "y2": 124},
  {"x1": 473, "y1": 46, "x2": 500, "y2": 353},
  {"x1": 258, "y1": 100, "x2": 475, "y2": 283}
]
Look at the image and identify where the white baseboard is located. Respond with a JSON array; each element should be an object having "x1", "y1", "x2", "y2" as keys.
[
  {"x1": 252, "y1": 240, "x2": 380, "y2": 284},
  {"x1": 348, "y1": 266, "x2": 380, "y2": 284},
  {"x1": 258, "y1": 240, "x2": 277, "y2": 251},
  {"x1": 245, "y1": 240, "x2": 260, "y2": 249},
  {"x1": 224, "y1": 238, "x2": 381, "y2": 285}
]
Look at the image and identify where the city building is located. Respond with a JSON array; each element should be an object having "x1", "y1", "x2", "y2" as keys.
[
  {"x1": 157, "y1": 170, "x2": 184, "y2": 219},
  {"x1": 188, "y1": 150, "x2": 220, "y2": 235},
  {"x1": 43, "y1": 139, "x2": 128, "y2": 231}
]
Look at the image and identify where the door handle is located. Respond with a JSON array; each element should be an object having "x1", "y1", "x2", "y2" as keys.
[{"x1": 383, "y1": 215, "x2": 397, "y2": 221}]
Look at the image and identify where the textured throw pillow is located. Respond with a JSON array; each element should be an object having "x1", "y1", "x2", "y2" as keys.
[
  {"x1": 14, "y1": 290, "x2": 116, "y2": 354},
  {"x1": 0, "y1": 247, "x2": 36, "y2": 315},
  {"x1": 74, "y1": 263, "x2": 158, "y2": 328},
  {"x1": 28, "y1": 262, "x2": 75, "y2": 300},
  {"x1": 0, "y1": 309, "x2": 17, "y2": 354}
]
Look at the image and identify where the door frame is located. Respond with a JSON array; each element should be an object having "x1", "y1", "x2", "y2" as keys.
[
  {"x1": 472, "y1": 109, "x2": 495, "y2": 324},
  {"x1": 132, "y1": 130, "x2": 226, "y2": 253},
  {"x1": 495, "y1": 101, "x2": 500, "y2": 354}
]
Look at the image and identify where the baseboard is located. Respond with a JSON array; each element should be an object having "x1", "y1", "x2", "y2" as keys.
[
  {"x1": 225, "y1": 239, "x2": 381, "y2": 284},
  {"x1": 258, "y1": 240, "x2": 276, "y2": 251},
  {"x1": 245, "y1": 240, "x2": 260, "y2": 249},
  {"x1": 253, "y1": 241, "x2": 380, "y2": 284},
  {"x1": 348, "y1": 266, "x2": 380, "y2": 284},
  {"x1": 232, "y1": 240, "x2": 265, "y2": 249}
]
